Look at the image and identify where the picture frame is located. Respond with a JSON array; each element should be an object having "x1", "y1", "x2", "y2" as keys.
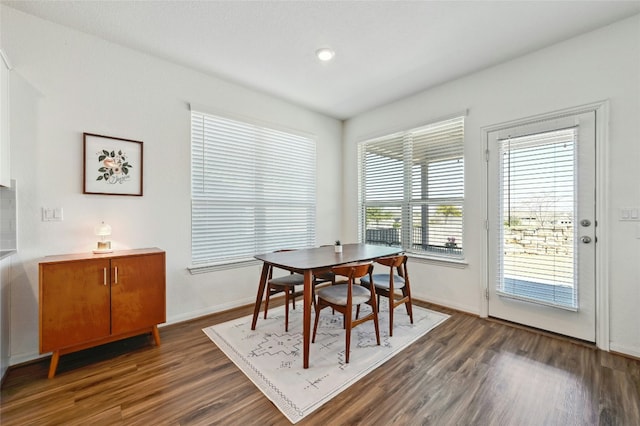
[{"x1": 83, "y1": 133, "x2": 143, "y2": 196}]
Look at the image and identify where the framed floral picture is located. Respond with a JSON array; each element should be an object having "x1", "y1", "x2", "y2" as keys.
[{"x1": 83, "y1": 133, "x2": 143, "y2": 196}]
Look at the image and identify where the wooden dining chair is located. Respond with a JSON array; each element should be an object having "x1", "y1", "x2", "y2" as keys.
[
  {"x1": 312, "y1": 262, "x2": 380, "y2": 363},
  {"x1": 263, "y1": 250, "x2": 305, "y2": 332},
  {"x1": 358, "y1": 255, "x2": 413, "y2": 336},
  {"x1": 264, "y1": 249, "x2": 330, "y2": 332}
]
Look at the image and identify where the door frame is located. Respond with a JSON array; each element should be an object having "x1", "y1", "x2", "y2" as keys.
[{"x1": 480, "y1": 101, "x2": 610, "y2": 350}]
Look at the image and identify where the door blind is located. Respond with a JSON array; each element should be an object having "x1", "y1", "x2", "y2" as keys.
[{"x1": 497, "y1": 128, "x2": 578, "y2": 309}]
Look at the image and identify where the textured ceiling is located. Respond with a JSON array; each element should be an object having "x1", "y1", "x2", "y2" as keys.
[{"x1": 3, "y1": 1, "x2": 640, "y2": 120}]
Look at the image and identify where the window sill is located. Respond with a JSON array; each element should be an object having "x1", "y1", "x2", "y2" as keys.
[
  {"x1": 188, "y1": 258, "x2": 260, "y2": 274},
  {"x1": 188, "y1": 251, "x2": 468, "y2": 274},
  {"x1": 408, "y1": 253, "x2": 468, "y2": 268}
]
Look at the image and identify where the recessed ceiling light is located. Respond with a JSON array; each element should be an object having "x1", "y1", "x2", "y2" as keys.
[{"x1": 316, "y1": 47, "x2": 335, "y2": 62}]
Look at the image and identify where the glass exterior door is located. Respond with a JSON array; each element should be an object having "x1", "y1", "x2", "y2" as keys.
[{"x1": 487, "y1": 111, "x2": 596, "y2": 342}]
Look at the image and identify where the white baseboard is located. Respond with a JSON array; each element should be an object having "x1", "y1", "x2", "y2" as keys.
[
  {"x1": 10, "y1": 351, "x2": 45, "y2": 366},
  {"x1": 0, "y1": 364, "x2": 8, "y2": 384},
  {"x1": 609, "y1": 343, "x2": 640, "y2": 359},
  {"x1": 163, "y1": 296, "x2": 257, "y2": 327},
  {"x1": 413, "y1": 294, "x2": 480, "y2": 316}
]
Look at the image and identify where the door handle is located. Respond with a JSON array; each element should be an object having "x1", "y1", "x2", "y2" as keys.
[
  {"x1": 103, "y1": 268, "x2": 107, "y2": 285},
  {"x1": 114, "y1": 266, "x2": 118, "y2": 284},
  {"x1": 580, "y1": 219, "x2": 591, "y2": 227},
  {"x1": 581, "y1": 236, "x2": 592, "y2": 244}
]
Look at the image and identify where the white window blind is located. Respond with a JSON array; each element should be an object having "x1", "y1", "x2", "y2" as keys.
[
  {"x1": 497, "y1": 128, "x2": 577, "y2": 309},
  {"x1": 191, "y1": 111, "x2": 316, "y2": 267},
  {"x1": 359, "y1": 116, "x2": 464, "y2": 258}
]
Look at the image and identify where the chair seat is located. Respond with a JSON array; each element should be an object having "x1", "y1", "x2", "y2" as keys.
[
  {"x1": 360, "y1": 273, "x2": 405, "y2": 290},
  {"x1": 268, "y1": 273, "x2": 305, "y2": 287},
  {"x1": 316, "y1": 284, "x2": 371, "y2": 305},
  {"x1": 313, "y1": 261, "x2": 380, "y2": 364}
]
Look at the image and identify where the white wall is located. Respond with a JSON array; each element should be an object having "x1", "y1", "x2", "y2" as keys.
[
  {"x1": 344, "y1": 15, "x2": 640, "y2": 357},
  {"x1": 2, "y1": 5, "x2": 639, "y2": 368},
  {"x1": 0, "y1": 3, "x2": 12, "y2": 378},
  {"x1": 1, "y1": 6, "x2": 343, "y2": 365}
]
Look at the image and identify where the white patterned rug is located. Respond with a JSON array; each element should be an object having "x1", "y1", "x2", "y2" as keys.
[{"x1": 203, "y1": 301, "x2": 449, "y2": 424}]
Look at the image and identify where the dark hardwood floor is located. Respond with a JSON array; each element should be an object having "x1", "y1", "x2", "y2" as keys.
[{"x1": 2, "y1": 300, "x2": 639, "y2": 425}]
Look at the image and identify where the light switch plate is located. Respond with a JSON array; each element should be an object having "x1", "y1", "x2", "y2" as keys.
[
  {"x1": 42, "y1": 207, "x2": 63, "y2": 222},
  {"x1": 619, "y1": 207, "x2": 640, "y2": 221}
]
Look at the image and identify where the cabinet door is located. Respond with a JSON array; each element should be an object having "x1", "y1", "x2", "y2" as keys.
[
  {"x1": 40, "y1": 259, "x2": 111, "y2": 352},
  {"x1": 110, "y1": 253, "x2": 166, "y2": 335}
]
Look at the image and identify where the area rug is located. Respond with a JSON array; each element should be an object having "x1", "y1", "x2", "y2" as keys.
[{"x1": 202, "y1": 301, "x2": 449, "y2": 423}]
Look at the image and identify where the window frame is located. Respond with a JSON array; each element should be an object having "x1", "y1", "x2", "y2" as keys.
[
  {"x1": 189, "y1": 108, "x2": 317, "y2": 272},
  {"x1": 358, "y1": 115, "x2": 465, "y2": 261}
]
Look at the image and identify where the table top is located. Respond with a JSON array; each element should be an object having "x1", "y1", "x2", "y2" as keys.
[{"x1": 254, "y1": 243, "x2": 402, "y2": 272}]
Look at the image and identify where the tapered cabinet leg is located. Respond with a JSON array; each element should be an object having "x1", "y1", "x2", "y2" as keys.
[
  {"x1": 48, "y1": 351, "x2": 60, "y2": 379},
  {"x1": 151, "y1": 325, "x2": 161, "y2": 346}
]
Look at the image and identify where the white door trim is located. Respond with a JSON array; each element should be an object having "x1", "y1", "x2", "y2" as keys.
[{"x1": 480, "y1": 100, "x2": 609, "y2": 351}]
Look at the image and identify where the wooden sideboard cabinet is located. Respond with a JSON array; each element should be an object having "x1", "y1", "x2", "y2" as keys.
[{"x1": 39, "y1": 247, "x2": 166, "y2": 378}]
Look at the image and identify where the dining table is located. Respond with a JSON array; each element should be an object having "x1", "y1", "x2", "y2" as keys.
[{"x1": 252, "y1": 243, "x2": 403, "y2": 368}]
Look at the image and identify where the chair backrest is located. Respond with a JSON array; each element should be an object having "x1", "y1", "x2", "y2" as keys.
[
  {"x1": 331, "y1": 262, "x2": 373, "y2": 281},
  {"x1": 376, "y1": 255, "x2": 408, "y2": 278}
]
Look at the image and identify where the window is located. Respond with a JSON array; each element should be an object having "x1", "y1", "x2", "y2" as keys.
[
  {"x1": 358, "y1": 116, "x2": 464, "y2": 258},
  {"x1": 497, "y1": 128, "x2": 578, "y2": 309},
  {"x1": 191, "y1": 110, "x2": 316, "y2": 268}
]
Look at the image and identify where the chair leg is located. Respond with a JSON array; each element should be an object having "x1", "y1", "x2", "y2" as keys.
[
  {"x1": 389, "y1": 295, "x2": 394, "y2": 337},
  {"x1": 344, "y1": 311, "x2": 352, "y2": 363},
  {"x1": 373, "y1": 310, "x2": 381, "y2": 346},
  {"x1": 404, "y1": 288, "x2": 414, "y2": 324},
  {"x1": 311, "y1": 283, "x2": 317, "y2": 310},
  {"x1": 331, "y1": 277, "x2": 336, "y2": 315},
  {"x1": 401, "y1": 286, "x2": 414, "y2": 324},
  {"x1": 407, "y1": 300, "x2": 414, "y2": 324},
  {"x1": 312, "y1": 304, "x2": 323, "y2": 343},
  {"x1": 284, "y1": 287, "x2": 290, "y2": 332},
  {"x1": 370, "y1": 293, "x2": 381, "y2": 346},
  {"x1": 263, "y1": 285, "x2": 271, "y2": 319}
]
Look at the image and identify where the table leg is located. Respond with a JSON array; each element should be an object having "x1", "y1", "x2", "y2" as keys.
[
  {"x1": 303, "y1": 269, "x2": 312, "y2": 369},
  {"x1": 251, "y1": 262, "x2": 271, "y2": 330}
]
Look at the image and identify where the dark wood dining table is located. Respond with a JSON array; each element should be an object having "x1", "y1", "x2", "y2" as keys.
[{"x1": 252, "y1": 243, "x2": 403, "y2": 368}]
